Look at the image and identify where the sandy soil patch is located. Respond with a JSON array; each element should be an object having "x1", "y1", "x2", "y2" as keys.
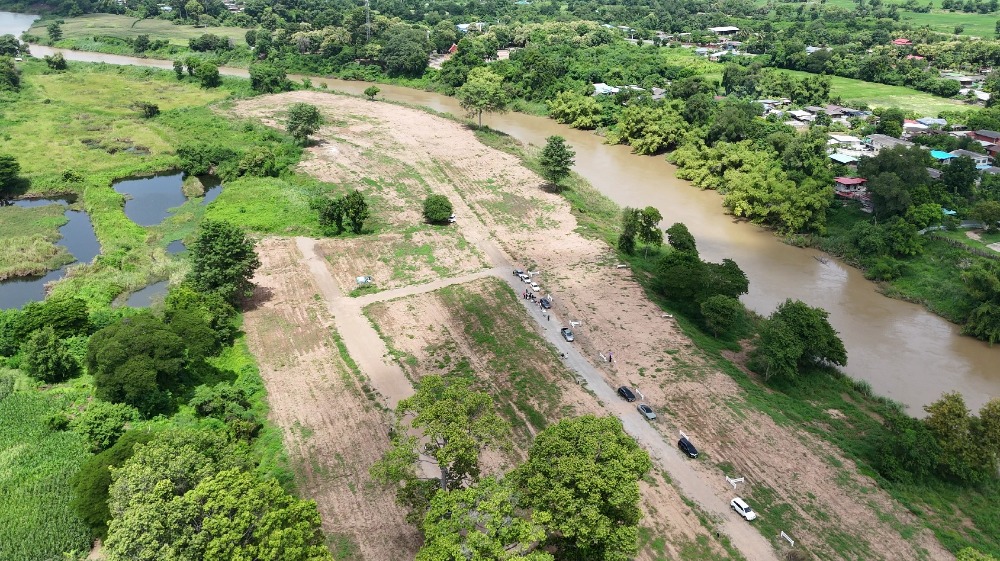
[
  {"x1": 232, "y1": 92, "x2": 951, "y2": 561},
  {"x1": 315, "y1": 229, "x2": 488, "y2": 294},
  {"x1": 242, "y1": 237, "x2": 420, "y2": 561}
]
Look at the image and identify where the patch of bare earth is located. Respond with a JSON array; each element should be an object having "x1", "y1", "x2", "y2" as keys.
[
  {"x1": 232, "y1": 92, "x2": 951, "y2": 561},
  {"x1": 242, "y1": 237, "x2": 420, "y2": 561}
]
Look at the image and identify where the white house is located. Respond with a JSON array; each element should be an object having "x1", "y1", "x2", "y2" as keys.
[{"x1": 949, "y1": 149, "x2": 990, "y2": 166}]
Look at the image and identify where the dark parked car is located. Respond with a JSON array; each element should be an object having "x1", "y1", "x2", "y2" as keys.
[
  {"x1": 617, "y1": 386, "x2": 636, "y2": 402},
  {"x1": 540, "y1": 298, "x2": 552, "y2": 309},
  {"x1": 678, "y1": 437, "x2": 699, "y2": 458},
  {"x1": 513, "y1": 269, "x2": 524, "y2": 277}
]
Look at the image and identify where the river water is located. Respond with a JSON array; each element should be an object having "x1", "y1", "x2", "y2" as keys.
[{"x1": 4, "y1": 12, "x2": 997, "y2": 413}]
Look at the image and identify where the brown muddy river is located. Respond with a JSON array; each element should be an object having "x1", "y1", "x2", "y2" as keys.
[{"x1": 25, "y1": 43, "x2": 1000, "y2": 415}]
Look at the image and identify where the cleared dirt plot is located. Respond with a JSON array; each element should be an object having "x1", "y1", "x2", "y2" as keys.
[
  {"x1": 242, "y1": 237, "x2": 420, "y2": 561},
  {"x1": 314, "y1": 229, "x2": 488, "y2": 294}
]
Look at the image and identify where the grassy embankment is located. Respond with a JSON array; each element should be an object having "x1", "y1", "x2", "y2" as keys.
[
  {"x1": 0, "y1": 62, "x2": 335, "y2": 557},
  {"x1": 475, "y1": 125, "x2": 1000, "y2": 558}
]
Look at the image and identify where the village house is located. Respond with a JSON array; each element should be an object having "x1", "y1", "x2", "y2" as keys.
[
  {"x1": 970, "y1": 130, "x2": 1000, "y2": 144},
  {"x1": 708, "y1": 26, "x2": 740, "y2": 37},
  {"x1": 950, "y1": 149, "x2": 990, "y2": 166},
  {"x1": 828, "y1": 133, "x2": 864, "y2": 151},
  {"x1": 930, "y1": 150, "x2": 957, "y2": 163},
  {"x1": 868, "y1": 134, "x2": 915, "y2": 151},
  {"x1": 834, "y1": 176, "x2": 867, "y2": 193}
]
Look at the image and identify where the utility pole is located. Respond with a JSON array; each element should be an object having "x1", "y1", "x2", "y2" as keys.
[{"x1": 365, "y1": 0, "x2": 371, "y2": 42}]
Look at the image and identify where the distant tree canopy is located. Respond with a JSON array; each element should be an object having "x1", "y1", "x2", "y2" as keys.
[{"x1": 186, "y1": 220, "x2": 261, "y2": 305}]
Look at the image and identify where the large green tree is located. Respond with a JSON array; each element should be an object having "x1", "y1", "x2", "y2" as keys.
[
  {"x1": 512, "y1": 416, "x2": 651, "y2": 561},
  {"x1": 418, "y1": 477, "x2": 552, "y2": 561},
  {"x1": 86, "y1": 313, "x2": 187, "y2": 416},
  {"x1": 248, "y1": 61, "x2": 291, "y2": 93},
  {"x1": 380, "y1": 27, "x2": 430, "y2": 77},
  {"x1": 371, "y1": 375, "x2": 510, "y2": 522},
  {"x1": 457, "y1": 66, "x2": 510, "y2": 127},
  {"x1": 942, "y1": 155, "x2": 978, "y2": 199},
  {"x1": 286, "y1": 102, "x2": 323, "y2": 145},
  {"x1": 750, "y1": 299, "x2": 846, "y2": 379},
  {"x1": 187, "y1": 220, "x2": 261, "y2": 304},
  {"x1": 342, "y1": 189, "x2": 370, "y2": 234},
  {"x1": 0, "y1": 153, "x2": 20, "y2": 195},
  {"x1": 539, "y1": 135, "x2": 576, "y2": 188}
]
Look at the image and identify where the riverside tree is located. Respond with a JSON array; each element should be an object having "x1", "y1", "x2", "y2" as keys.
[
  {"x1": 749, "y1": 299, "x2": 847, "y2": 380},
  {"x1": 187, "y1": 219, "x2": 261, "y2": 304},
  {"x1": 286, "y1": 102, "x2": 323, "y2": 145},
  {"x1": 456, "y1": 66, "x2": 509, "y2": 127},
  {"x1": 249, "y1": 61, "x2": 291, "y2": 93},
  {"x1": 364, "y1": 85, "x2": 380, "y2": 100},
  {"x1": 539, "y1": 135, "x2": 576, "y2": 188}
]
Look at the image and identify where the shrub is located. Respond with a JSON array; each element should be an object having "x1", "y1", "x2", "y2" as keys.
[
  {"x1": 423, "y1": 194, "x2": 453, "y2": 223},
  {"x1": 71, "y1": 400, "x2": 140, "y2": 452},
  {"x1": 21, "y1": 326, "x2": 80, "y2": 383}
]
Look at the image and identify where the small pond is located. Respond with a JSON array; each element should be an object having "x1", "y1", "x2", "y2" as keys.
[
  {"x1": 113, "y1": 172, "x2": 224, "y2": 226},
  {"x1": 125, "y1": 280, "x2": 169, "y2": 308},
  {"x1": 166, "y1": 240, "x2": 186, "y2": 254},
  {"x1": 113, "y1": 172, "x2": 187, "y2": 226},
  {"x1": 0, "y1": 200, "x2": 100, "y2": 309}
]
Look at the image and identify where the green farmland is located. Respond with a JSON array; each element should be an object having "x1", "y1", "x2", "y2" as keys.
[
  {"x1": 776, "y1": 69, "x2": 973, "y2": 114},
  {"x1": 28, "y1": 14, "x2": 251, "y2": 46}
]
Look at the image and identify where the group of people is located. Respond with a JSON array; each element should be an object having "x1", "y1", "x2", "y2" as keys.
[{"x1": 522, "y1": 289, "x2": 538, "y2": 301}]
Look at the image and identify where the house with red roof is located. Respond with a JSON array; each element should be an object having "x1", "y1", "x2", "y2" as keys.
[
  {"x1": 834, "y1": 177, "x2": 867, "y2": 193},
  {"x1": 892, "y1": 38, "x2": 912, "y2": 46}
]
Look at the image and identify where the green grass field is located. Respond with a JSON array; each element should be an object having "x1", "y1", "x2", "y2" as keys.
[
  {"x1": 901, "y1": 10, "x2": 998, "y2": 38},
  {"x1": 776, "y1": 69, "x2": 972, "y2": 115},
  {"x1": 29, "y1": 14, "x2": 251, "y2": 46},
  {"x1": 0, "y1": 204, "x2": 73, "y2": 280}
]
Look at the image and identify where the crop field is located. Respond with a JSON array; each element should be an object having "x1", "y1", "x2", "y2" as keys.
[
  {"x1": 28, "y1": 14, "x2": 251, "y2": 46},
  {"x1": 902, "y1": 10, "x2": 998, "y2": 38},
  {"x1": 0, "y1": 375, "x2": 92, "y2": 561}
]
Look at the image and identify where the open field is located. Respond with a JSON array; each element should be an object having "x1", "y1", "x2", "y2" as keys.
[
  {"x1": 902, "y1": 10, "x2": 997, "y2": 38},
  {"x1": 227, "y1": 90, "x2": 960, "y2": 560},
  {"x1": 775, "y1": 69, "x2": 972, "y2": 114},
  {"x1": 28, "y1": 14, "x2": 250, "y2": 46}
]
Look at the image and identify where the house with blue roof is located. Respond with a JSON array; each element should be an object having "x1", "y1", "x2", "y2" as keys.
[{"x1": 930, "y1": 150, "x2": 957, "y2": 162}]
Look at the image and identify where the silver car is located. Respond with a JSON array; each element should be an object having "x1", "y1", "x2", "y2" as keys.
[{"x1": 637, "y1": 403, "x2": 656, "y2": 420}]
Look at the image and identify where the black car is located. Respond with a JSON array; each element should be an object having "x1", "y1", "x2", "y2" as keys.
[
  {"x1": 513, "y1": 269, "x2": 525, "y2": 277},
  {"x1": 617, "y1": 386, "x2": 636, "y2": 402},
  {"x1": 540, "y1": 298, "x2": 552, "y2": 309},
  {"x1": 678, "y1": 437, "x2": 699, "y2": 458}
]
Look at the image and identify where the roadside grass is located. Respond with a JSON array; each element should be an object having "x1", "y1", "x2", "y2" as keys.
[
  {"x1": 0, "y1": 204, "x2": 73, "y2": 280},
  {"x1": 774, "y1": 69, "x2": 972, "y2": 115},
  {"x1": 0, "y1": 373, "x2": 92, "y2": 561},
  {"x1": 937, "y1": 228, "x2": 1000, "y2": 251},
  {"x1": 435, "y1": 278, "x2": 570, "y2": 439},
  {"x1": 29, "y1": 14, "x2": 251, "y2": 46}
]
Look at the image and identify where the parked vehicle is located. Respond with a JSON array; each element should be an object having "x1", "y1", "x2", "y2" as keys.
[
  {"x1": 637, "y1": 403, "x2": 656, "y2": 420},
  {"x1": 530, "y1": 281, "x2": 540, "y2": 292},
  {"x1": 447, "y1": 214, "x2": 456, "y2": 223},
  {"x1": 513, "y1": 269, "x2": 524, "y2": 277},
  {"x1": 678, "y1": 437, "x2": 698, "y2": 458},
  {"x1": 731, "y1": 497, "x2": 757, "y2": 521},
  {"x1": 519, "y1": 273, "x2": 531, "y2": 283},
  {"x1": 617, "y1": 386, "x2": 636, "y2": 402},
  {"x1": 560, "y1": 328, "x2": 574, "y2": 342},
  {"x1": 540, "y1": 298, "x2": 552, "y2": 309}
]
